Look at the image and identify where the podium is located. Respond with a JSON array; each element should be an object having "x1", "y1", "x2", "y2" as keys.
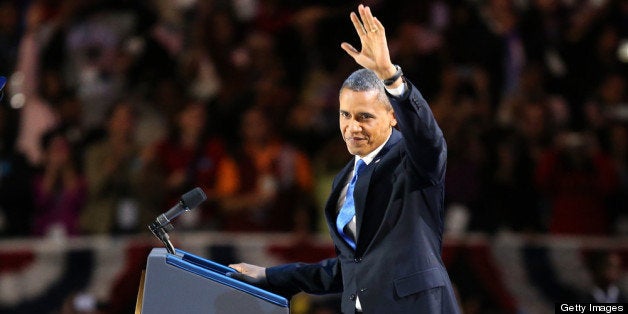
[{"x1": 138, "y1": 248, "x2": 289, "y2": 314}]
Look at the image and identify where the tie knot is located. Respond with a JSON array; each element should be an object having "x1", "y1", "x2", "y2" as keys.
[{"x1": 355, "y1": 159, "x2": 366, "y2": 177}]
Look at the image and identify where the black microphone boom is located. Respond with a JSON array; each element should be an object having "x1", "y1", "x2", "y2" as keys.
[
  {"x1": 149, "y1": 187, "x2": 207, "y2": 254},
  {"x1": 149, "y1": 187, "x2": 207, "y2": 232}
]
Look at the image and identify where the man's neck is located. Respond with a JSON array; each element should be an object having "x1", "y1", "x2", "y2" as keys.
[{"x1": 356, "y1": 129, "x2": 392, "y2": 165}]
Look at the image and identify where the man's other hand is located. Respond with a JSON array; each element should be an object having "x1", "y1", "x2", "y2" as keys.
[{"x1": 227, "y1": 263, "x2": 269, "y2": 288}]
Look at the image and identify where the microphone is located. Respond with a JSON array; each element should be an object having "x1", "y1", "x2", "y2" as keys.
[{"x1": 149, "y1": 187, "x2": 207, "y2": 232}]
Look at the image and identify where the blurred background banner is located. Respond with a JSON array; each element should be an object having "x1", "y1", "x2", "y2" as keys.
[{"x1": 0, "y1": 232, "x2": 627, "y2": 314}]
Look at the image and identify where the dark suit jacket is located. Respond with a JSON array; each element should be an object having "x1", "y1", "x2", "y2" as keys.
[{"x1": 266, "y1": 80, "x2": 461, "y2": 314}]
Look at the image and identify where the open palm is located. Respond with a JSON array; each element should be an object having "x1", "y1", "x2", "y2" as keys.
[{"x1": 340, "y1": 5, "x2": 395, "y2": 80}]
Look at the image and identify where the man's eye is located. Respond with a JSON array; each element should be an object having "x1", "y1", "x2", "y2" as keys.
[{"x1": 340, "y1": 112, "x2": 349, "y2": 118}]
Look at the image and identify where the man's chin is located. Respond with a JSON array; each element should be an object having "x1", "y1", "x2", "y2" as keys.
[{"x1": 346, "y1": 145, "x2": 366, "y2": 157}]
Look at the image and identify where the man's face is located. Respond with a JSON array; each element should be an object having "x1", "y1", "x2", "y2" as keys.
[{"x1": 339, "y1": 88, "x2": 396, "y2": 157}]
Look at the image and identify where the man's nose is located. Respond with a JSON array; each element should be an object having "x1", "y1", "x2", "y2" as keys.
[{"x1": 348, "y1": 120, "x2": 361, "y2": 132}]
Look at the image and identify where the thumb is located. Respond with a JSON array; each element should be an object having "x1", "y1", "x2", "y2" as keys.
[
  {"x1": 340, "y1": 42, "x2": 359, "y2": 59},
  {"x1": 226, "y1": 271, "x2": 246, "y2": 281},
  {"x1": 226, "y1": 272, "x2": 267, "y2": 287}
]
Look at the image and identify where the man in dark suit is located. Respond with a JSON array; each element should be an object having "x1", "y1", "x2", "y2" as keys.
[{"x1": 228, "y1": 4, "x2": 461, "y2": 313}]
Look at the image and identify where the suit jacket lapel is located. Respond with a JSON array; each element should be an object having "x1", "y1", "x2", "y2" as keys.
[
  {"x1": 325, "y1": 129, "x2": 403, "y2": 251},
  {"x1": 354, "y1": 129, "x2": 403, "y2": 250},
  {"x1": 324, "y1": 160, "x2": 354, "y2": 245}
]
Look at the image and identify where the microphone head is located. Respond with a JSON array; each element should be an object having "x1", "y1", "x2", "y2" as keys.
[{"x1": 181, "y1": 187, "x2": 207, "y2": 210}]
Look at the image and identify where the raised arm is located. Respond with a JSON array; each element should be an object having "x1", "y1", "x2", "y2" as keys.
[
  {"x1": 341, "y1": 5, "x2": 446, "y2": 184},
  {"x1": 390, "y1": 83, "x2": 447, "y2": 184}
]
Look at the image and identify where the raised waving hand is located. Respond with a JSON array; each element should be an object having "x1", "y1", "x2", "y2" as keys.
[{"x1": 340, "y1": 4, "x2": 399, "y2": 85}]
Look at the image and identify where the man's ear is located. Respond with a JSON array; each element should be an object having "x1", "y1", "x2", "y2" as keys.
[{"x1": 390, "y1": 111, "x2": 397, "y2": 128}]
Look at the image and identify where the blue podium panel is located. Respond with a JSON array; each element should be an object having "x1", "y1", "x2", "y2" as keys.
[{"x1": 141, "y1": 248, "x2": 289, "y2": 314}]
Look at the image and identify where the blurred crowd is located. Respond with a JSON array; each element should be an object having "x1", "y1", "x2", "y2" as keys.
[{"x1": 0, "y1": 0, "x2": 626, "y2": 241}]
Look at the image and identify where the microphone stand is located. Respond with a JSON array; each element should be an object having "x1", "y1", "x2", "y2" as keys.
[
  {"x1": 147, "y1": 187, "x2": 206, "y2": 255},
  {"x1": 149, "y1": 222, "x2": 176, "y2": 254}
]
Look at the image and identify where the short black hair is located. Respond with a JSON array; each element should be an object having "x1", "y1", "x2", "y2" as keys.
[{"x1": 340, "y1": 69, "x2": 391, "y2": 109}]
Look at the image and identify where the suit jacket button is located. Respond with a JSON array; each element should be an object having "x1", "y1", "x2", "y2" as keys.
[
  {"x1": 349, "y1": 294, "x2": 356, "y2": 301},
  {"x1": 354, "y1": 257, "x2": 362, "y2": 263}
]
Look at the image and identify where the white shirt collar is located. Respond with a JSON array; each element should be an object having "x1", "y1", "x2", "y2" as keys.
[{"x1": 354, "y1": 131, "x2": 392, "y2": 166}]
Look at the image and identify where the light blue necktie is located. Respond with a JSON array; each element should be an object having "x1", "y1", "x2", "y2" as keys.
[{"x1": 336, "y1": 159, "x2": 366, "y2": 249}]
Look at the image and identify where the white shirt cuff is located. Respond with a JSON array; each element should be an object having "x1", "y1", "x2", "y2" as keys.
[{"x1": 385, "y1": 82, "x2": 406, "y2": 97}]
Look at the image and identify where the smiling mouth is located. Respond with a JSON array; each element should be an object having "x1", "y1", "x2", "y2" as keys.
[{"x1": 346, "y1": 137, "x2": 367, "y2": 144}]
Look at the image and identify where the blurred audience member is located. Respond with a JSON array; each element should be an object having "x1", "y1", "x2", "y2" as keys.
[
  {"x1": 478, "y1": 0, "x2": 525, "y2": 101},
  {"x1": 607, "y1": 123, "x2": 628, "y2": 234},
  {"x1": 14, "y1": 1, "x2": 61, "y2": 167},
  {"x1": 146, "y1": 100, "x2": 227, "y2": 230},
  {"x1": 559, "y1": 1, "x2": 620, "y2": 120},
  {"x1": 0, "y1": 0, "x2": 21, "y2": 75},
  {"x1": 594, "y1": 58, "x2": 628, "y2": 198},
  {"x1": 389, "y1": 21, "x2": 444, "y2": 100},
  {"x1": 64, "y1": 2, "x2": 153, "y2": 129},
  {"x1": 476, "y1": 128, "x2": 541, "y2": 233},
  {"x1": 512, "y1": 96, "x2": 556, "y2": 161},
  {"x1": 583, "y1": 72, "x2": 627, "y2": 132},
  {"x1": 536, "y1": 131, "x2": 619, "y2": 234},
  {"x1": 216, "y1": 106, "x2": 316, "y2": 232},
  {"x1": 497, "y1": 63, "x2": 569, "y2": 129},
  {"x1": 32, "y1": 127, "x2": 87, "y2": 237},
  {"x1": 55, "y1": 91, "x2": 87, "y2": 152},
  {"x1": 81, "y1": 100, "x2": 145, "y2": 234},
  {"x1": 284, "y1": 68, "x2": 339, "y2": 156},
  {"x1": 431, "y1": 65, "x2": 490, "y2": 228}
]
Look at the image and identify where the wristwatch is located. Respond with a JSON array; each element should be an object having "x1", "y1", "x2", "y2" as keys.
[{"x1": 383, "y1": 65, "x2": 403, "y2": 86}]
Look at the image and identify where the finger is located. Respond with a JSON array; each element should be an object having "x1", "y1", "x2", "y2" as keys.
[
  {"x1": 227, "y1": 272, "x2": 255, "y2": 284},
  {"x1": 340, "y1": 42, "x2": 360, "y2": 58},
  {"x1": 226, "y1": 272, "x2": 266, "y2": 287},
  {"x1": 349, "y1": 12, "x2": 365, "y2": 36},
  {"x1": 358, "y1": 6, "x2": 375, "y2": 32},
  {"x1": 373, "y1": 17, "x2": 385, "y2": 33},
  {"x1": 228, "y1": 263, "x2": 244, "y2": 273},
  {"x1": 226, "y1": 272, "x2": 245, "y2": 281}
]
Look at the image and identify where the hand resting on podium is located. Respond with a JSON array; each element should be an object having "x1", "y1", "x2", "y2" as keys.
[{"x1": 227, "y1": 263, "x2": 269, "y2": 288}]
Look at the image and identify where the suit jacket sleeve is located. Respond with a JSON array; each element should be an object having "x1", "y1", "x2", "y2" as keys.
[
  {"x1": 265, "y1": 257, "x2": 343, "y2": 298},
  {"x1": 388, "y1": 79, "x2": 447, "y2": 185}
]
